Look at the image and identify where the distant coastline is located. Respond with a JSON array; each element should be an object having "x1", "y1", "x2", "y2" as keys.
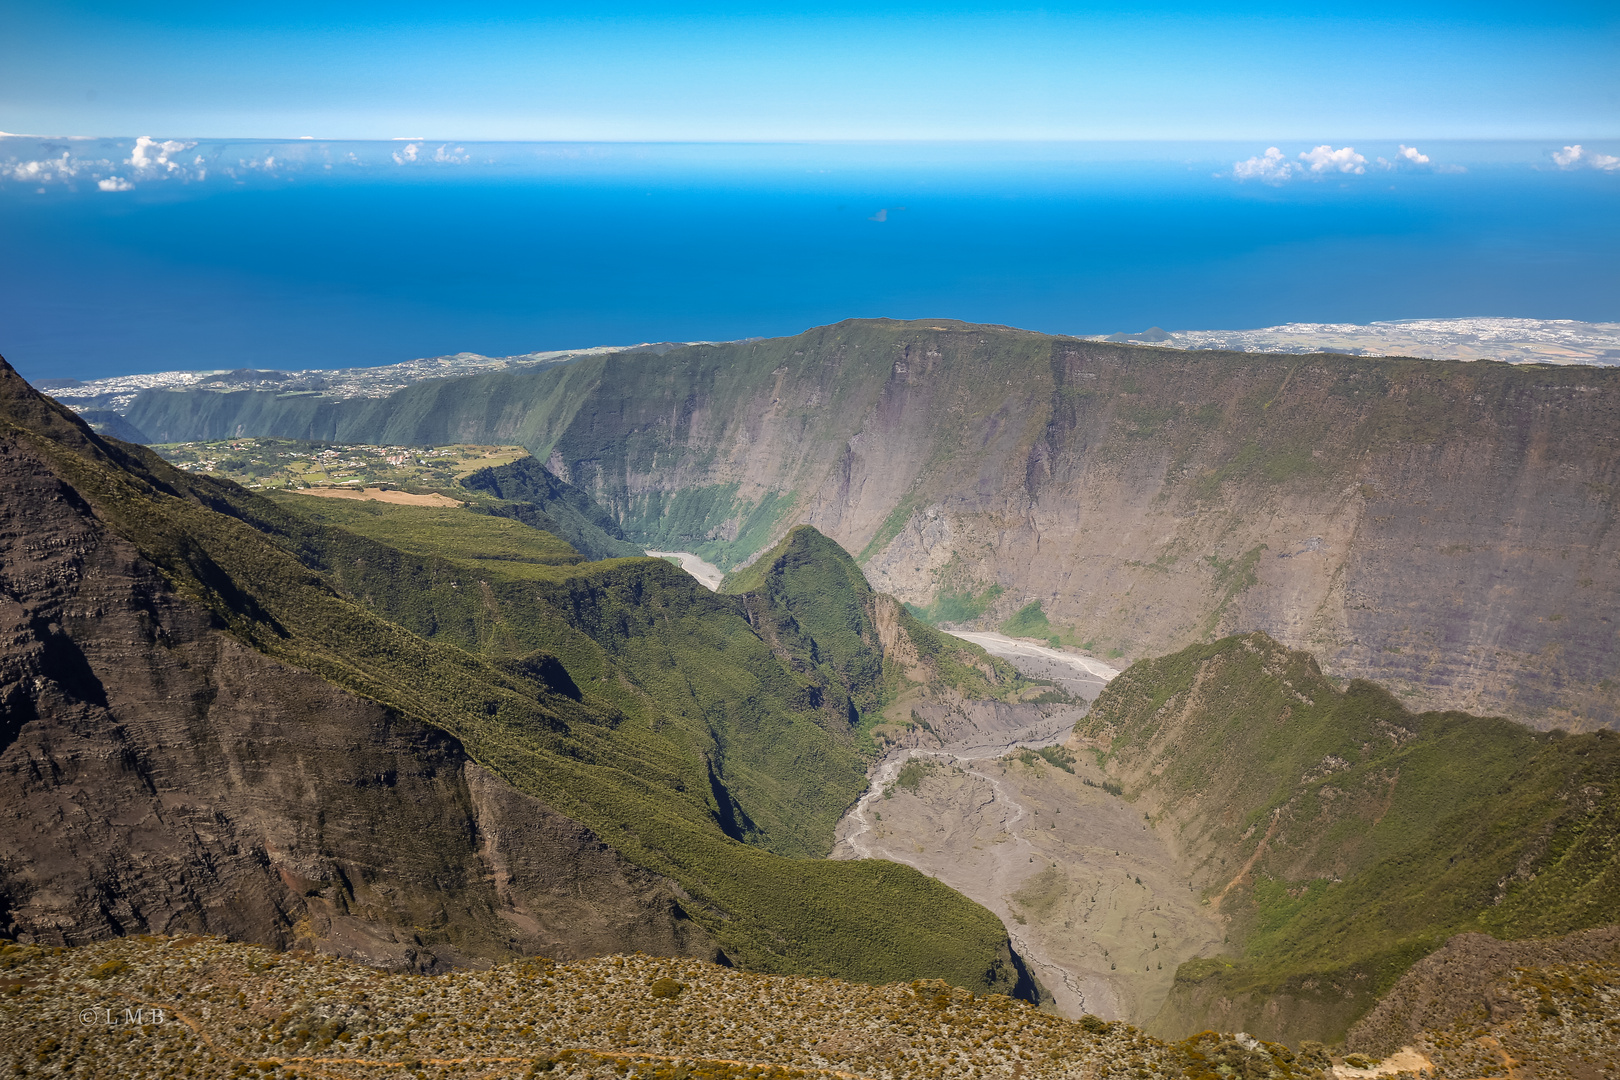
[{"x1": 43, "y1": 316, "x2": 1620, "y2": 426}]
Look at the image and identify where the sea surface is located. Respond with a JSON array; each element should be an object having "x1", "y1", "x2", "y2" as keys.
[{"x1": 2, "y1": 139, "x2": 1616, "y2": 382}]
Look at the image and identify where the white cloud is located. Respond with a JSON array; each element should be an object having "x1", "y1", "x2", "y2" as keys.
[
  {"x1": 97, "y1": 176, "x2": 133, "y2": 191},
  {"x1": 224, "y1": 153, "x2": 276, "y2": 179},
  {"x1": 1553, "y1": 145, "x2": 1585, "y2": 168},
  {"x1": 1233, "y1": 146, "x2": 1295, "y2": 183},
  {"x1": 392, "y1": 142, "x2": 420, "y2": 164},
  {"x1": 1554, "y1": 144, "x2": 1620, "y2": 172},
  {"x1": 129, "y1": 136, "x2": 195, "y2": 174},
  {"x1": 1299, "y1": 145, "x2": 1367, "y2": 174},
  {"x1": 432, "y1": 144, "x2": 469, "y2": 164},
  {"x1": 8, "y1": 152, "x2": 79, "y2": 182},
  {"x1": 1380, "y1": 145, "x2": 1439, "y2": 171}
]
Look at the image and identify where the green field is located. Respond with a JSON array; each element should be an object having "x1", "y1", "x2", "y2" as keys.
[{"x1": 153, "y1": 437, "x2": 528, "y2": 491}]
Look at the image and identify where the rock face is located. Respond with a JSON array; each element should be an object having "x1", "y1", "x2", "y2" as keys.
[
  {"x1": 1, "y1": 358, "x2": 1035, "y2": 996},
  {"x1": 120, "y1": 319, "x2": 1620, "y2": 730},
  {"x1": 0, "y1": 414, "x2": 713, "y2": 970}
]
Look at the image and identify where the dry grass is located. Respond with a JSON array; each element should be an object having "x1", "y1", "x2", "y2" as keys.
[
  {"x1": 1411, "y1": 959, "x2": 1620, "y2": 1079},
  {"x1": 0, "y1": 937, "x2": 1195, "y2": 1080},
  {"x1": 298, "y1": 487, "x2": 464, "y2": 506}
]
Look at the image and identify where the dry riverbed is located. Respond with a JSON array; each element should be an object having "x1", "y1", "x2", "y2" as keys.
[
  {"x1": 944, "y1": 632, "x2": 1120, "y2": 700},
  {"x1": 833, "y1": 636, "x2": 1222, "y2": 1026},
  {"x1": 646, "y1": 550, "x2": 725, "y2": 591}
]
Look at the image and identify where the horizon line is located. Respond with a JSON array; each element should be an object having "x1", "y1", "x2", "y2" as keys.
[{"x1": 5, "y1": 132, "x2": 1618, "y2": 146}]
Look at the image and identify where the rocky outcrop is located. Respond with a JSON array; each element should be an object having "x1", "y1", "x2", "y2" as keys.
[
  {"x1": 1346, "y1": 926, "x2": 1620, "y2": 1058},
  {"x1": 0, "y1": 419, "x2": 714, "y2": 970}
]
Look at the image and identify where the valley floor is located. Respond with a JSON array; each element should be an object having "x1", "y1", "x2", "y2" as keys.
[
  {"x1": 645, "y1": 550, "x2": 726, "y2": 591},
  {"x1": 831, "y1": 736, "x2": 1224, "y2": 1025},
  {"x1": 942, "y1": 634, "x2": 1119, "y2": 699},
  {"x1": 830, "y1": 634, "x2": 1218, "y2": 1026}
]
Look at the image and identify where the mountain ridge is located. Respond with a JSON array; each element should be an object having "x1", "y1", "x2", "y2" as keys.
[
  {"x1": 108, "y1": 318, "x2": 1620, "y2": 731},
  {"x1": 0, "y1": 354, "x2": 1036, "y2": 995}
]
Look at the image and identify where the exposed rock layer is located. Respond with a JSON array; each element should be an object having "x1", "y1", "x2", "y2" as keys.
[{"x1": 0, "y1": 422, "x2": 712, "y2": 970}]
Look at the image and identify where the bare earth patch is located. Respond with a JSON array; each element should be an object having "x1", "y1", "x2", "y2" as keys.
[
  {"x1": 836, "y1": 747, "x2": 1224, "y2": 1025},
  {"x1": 299, "y1": 486, "x2": 464, "y2": 507},
  {"x1": 646, "y1": 550, "x2": 725, "y2": 591}
]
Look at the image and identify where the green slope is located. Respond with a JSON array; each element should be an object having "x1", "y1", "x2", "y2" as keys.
[
  {"x1": 1077, "y1": 632, "x2": 1620, "y2": 1043},
  {"x1": 459, "y1": 453, "x2": 643, "y2": 561},
  {"x1": 0, "y1": 356, "x2": 1030, "y2": 997},
  {"x1": 724, "y1": 525, "x2": 889, "y2": 712},
  {"x1": 726, "y1": 525, "x2": 1039, "y2": 737},
  {"x1": 271, "y1": 494, "x2": 587, "y2": 575}
]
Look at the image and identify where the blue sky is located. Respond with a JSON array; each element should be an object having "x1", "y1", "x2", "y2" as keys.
[{"x1": 2, "y1": 2, "x2": 1616, "y2": 141}]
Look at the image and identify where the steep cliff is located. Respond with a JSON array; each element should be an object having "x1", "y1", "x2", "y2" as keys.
[
  {"x1": 460, "y1": 454, "x2": 643, "y2": 562},
  {"x1": 0, "y1": 402, "x2": 707, "y2": 969},
  {"x1": 722, "y1": 525, "x2": 1059, "y2": 751},
  {"x1": 1, "y1": 357, "x2": 1031, "y2": 994},
  {"x1": 117, "y1": 319, "x2": 1620, "y2": 730}
]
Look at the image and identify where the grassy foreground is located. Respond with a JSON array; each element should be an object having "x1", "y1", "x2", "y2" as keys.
[{"x1": 0, "y1": 936, "x2": 1242, "y2": 1080}]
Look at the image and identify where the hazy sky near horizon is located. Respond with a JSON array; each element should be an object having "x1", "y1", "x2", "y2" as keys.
[{"x1": 3, "y1": 2, "x2": 1616, "y2": 141}]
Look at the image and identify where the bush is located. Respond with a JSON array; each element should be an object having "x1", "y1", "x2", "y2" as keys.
[
  {"x1": 999, "y1": 601, "x2": 1052, "y2": 640},
  {"x1": 650, "y1": 977, "x2": 686, "y2": 999}
]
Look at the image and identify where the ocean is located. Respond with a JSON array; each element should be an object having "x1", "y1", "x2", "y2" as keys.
[{"x1": 2, "y1": 139, "x2": 1615, "y2": 382}]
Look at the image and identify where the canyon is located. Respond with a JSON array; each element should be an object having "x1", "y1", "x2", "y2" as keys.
[{"x1": 113, "y1": 319, "x2": 1620, "y2": 731}]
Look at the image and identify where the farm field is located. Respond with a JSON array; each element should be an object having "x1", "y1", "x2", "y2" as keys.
[{"x1": 152, "y1": 438, "x2": 528, "y2": 493}]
